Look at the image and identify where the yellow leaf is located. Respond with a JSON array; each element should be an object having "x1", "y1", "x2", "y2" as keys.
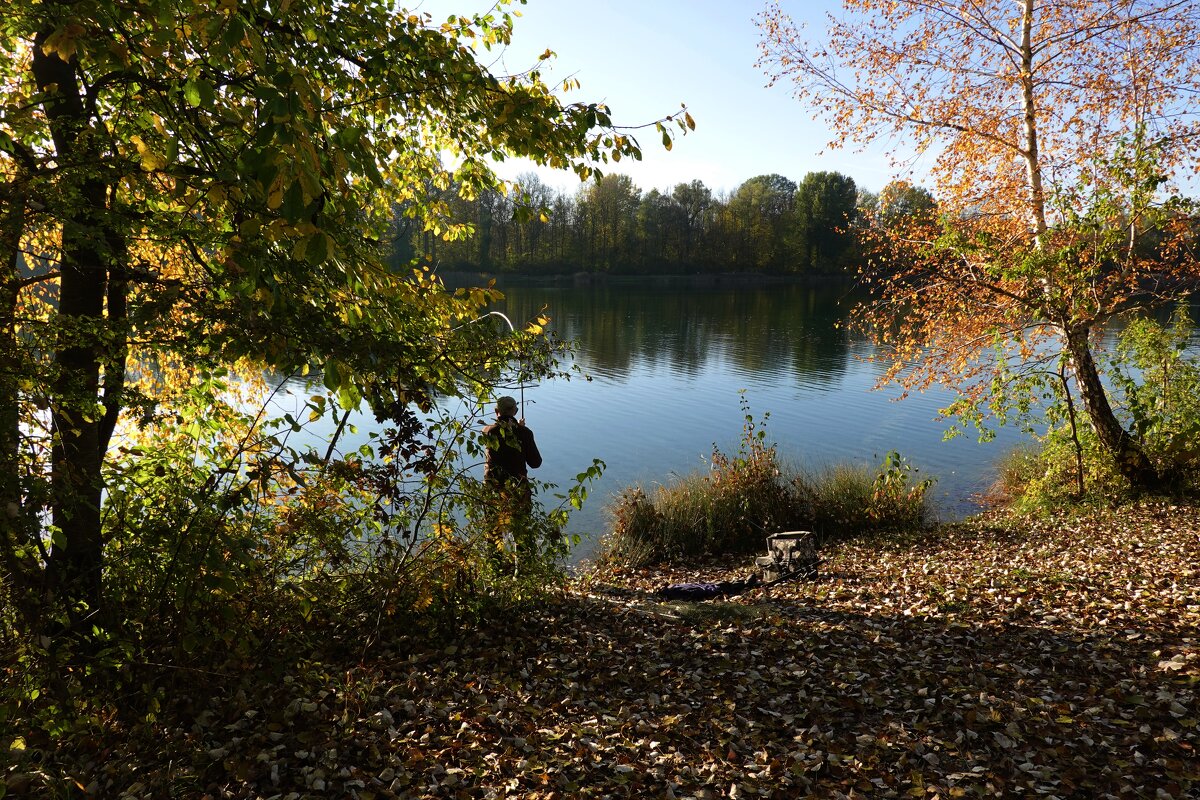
[
  {"x1": 41, "y1": 23, "x2": 85, "y2": 61},
  {"x1": 267, "y1": 174, "x2": 286, "y2": 210},
  {"x1": 140, "y1": 150, "x2": 167, "y2": 172}
]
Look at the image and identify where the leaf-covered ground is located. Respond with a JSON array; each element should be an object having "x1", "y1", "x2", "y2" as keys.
[{"x1": 16, "y1": 501, "x2": 1200, "y2": 798}]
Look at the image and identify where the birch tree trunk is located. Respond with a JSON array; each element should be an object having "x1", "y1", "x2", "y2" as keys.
[{"x1": 1064, "y1": 324, "x2": 1160, "y2": 490}]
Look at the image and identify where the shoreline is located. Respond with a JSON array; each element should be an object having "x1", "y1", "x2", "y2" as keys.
[{"x1": 434, "y1": 269, "x2": 856, "y2": 289}]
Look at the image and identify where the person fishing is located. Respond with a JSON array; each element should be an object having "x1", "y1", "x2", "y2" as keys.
[{"x1": 482, "y1": 395, "x2": 542, "y2": 570}]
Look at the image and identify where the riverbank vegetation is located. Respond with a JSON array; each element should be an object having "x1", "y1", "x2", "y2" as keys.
[{"x1": 599, "y1": 405, "x2": 935, "y2": 567}]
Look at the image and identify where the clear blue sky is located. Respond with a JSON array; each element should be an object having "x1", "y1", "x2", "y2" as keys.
[{"x1": 419, "y1": 0, "x2": 922, "y2": 197}]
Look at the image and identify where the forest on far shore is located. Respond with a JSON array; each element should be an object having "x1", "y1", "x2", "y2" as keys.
[{"x1": 389, "y1": 171, "x2": 938, "y2": 276}]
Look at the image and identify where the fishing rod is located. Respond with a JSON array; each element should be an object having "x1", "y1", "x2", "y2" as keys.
[{"x1": 453, "y1": 310, "x2": 525, "y2": 416}]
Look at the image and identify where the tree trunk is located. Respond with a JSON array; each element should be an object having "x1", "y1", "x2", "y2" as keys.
[
  {"x1": 33, "y1": 31, "x2": 111, "y2": 614},
  {"x1": 0, "y1": 177, "x2": 37, "y2": 595},
  {"x1": 1064, "y1": 325, "x2": 1160, "y2": 491},
  {"x1": 47, "y1": 178, "x2": 110, "y2": 614},
  {"x1": 1018, "y1": 0, "x2": 1049, "y2": 240}
]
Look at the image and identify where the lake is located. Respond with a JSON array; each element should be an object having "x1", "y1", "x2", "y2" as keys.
[
  {"x1": 265, "y1": 279, "x2": 1192, "y2": 559},
  {"x1": 451, "y1": 280, "x2": 1028, "y2": 556}
]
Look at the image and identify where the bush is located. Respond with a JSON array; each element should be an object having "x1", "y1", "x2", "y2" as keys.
[
  {"x1": 597, "y1": 403, "x2": 935, "y2": 567},
  {"x1": 1, "y1": 370, "x2": 598, "y2": 778},
  {"x1": 1110, "y1": 304, "x2": 1200, "y2": 483},
  {"x1": 601, "y1": 412, "x2": 804, "y2": 565},
  {"x1": 989, "y1": 305, "x2": 1200, "y2": 513},
  {"x1": 988, "y1": 430, "x2": 1130, "y2": 514},
  {"x1": 795, "y1": 451, "x2": 935, "y2": 543},
  {"x1": 989, "y1": 424, "x2": 1199, "y2": 516}
]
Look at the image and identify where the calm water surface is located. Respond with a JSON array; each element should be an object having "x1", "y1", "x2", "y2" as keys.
[
  {"x1": 466, "y1": 282, "x2": 1028, "y2": 556},
  {"x1": 267, "y1": 282, "x2": 1196, "y2": 558}
]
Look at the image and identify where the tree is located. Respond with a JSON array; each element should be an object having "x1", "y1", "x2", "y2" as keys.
[
  {"x1": 511, "y1": 172, "x2": 557, "y2": 268},
  {"x1": 671, "y1": 180, "x2": 715, "y2": 267},
  {"x1": 875, "y1": 180, "x2": 937, "y2": 228},
  {"x1": 726, "y1": 174, "x2": 797, "y2": 271},
  {"x1": 790, "y1": 170, "x2": 858, "y2": 272},
  {"x1": 857, "y1": 180, "x2": 939, "y2": 267},
  {"x1": 578, "y1": 174, "x2": 642, "y2": 271},
  {"x1": 476, "y1": 188, "x2": 514, "y2": 269},
  {"x1": 1, "y1": 0, "x2": 689, "y2": 616},
  {"x1": 636, "y1": 188, "x2": 677, "y2": 271},
  {"x1": 760, "y1": 0, "x2": 1200, "y2": 489}
]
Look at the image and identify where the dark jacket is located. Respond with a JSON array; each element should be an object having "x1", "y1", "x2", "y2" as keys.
[{"x1": 483, "y1": 415, "x2": 542, "y2": 484}]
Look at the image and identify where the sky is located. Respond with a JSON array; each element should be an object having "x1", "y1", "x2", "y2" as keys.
[{"x1": 417, "y1": 0, "x2": 924, "y2": 197}]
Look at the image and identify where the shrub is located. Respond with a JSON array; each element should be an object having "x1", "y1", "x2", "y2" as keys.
[
  {"x1": 988, "y1": 305, "x2": 1200, "y2": 513},
  {"x1": 2, "y1": 369, "x2": 598, "y2": 766},
  {"x1": 599, "y1": 403, "x2": 806, "y2": 566},
  {"x1": 796, "y1": 450, "x2": 935, "y2": 544},
  {"x1": 598, "y1": 402, "x2": 935, "y2": 567},
  {"x1": 1110, "y1": 304, "x2": 1200, "y2": 484},
  {"x1": 988, "y1": 428, "x2": 1134, "y2": 514}
]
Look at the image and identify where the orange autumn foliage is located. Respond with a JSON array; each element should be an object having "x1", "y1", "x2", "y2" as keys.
[{"x1": 759, "y1": 0, "x2": 1200, "y2": 488}]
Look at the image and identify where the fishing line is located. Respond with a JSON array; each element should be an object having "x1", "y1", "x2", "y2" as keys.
[{"x1": 453, "y1": 310, "x2": 525, "y2": 416}]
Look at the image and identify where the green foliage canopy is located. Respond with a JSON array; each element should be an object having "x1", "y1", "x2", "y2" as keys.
[
  {"x1": 791, "y1": 170, "x2": 858, "y2": 271},
  {"x1": 0, "y1": 0, "x2": 688, "y2": 610}
]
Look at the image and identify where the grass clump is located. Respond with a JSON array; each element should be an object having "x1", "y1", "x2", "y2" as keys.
[
  {"x1": 798, "y1": 451, "x2": 934, "y2": 542},
  {"x1": 598, "y1": 403, "x2": 935, "y2": 567}
]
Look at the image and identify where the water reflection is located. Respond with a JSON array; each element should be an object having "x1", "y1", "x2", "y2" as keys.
[
  {"x1": 271, "y1": 282, "x2": 1196, "y2": 559},
  {"x1": 494, "y1": 283, "x2": 856, "y2": 387},
  {"x1": 469, "y1": 282, "x2": 1034, "y2": 560}
]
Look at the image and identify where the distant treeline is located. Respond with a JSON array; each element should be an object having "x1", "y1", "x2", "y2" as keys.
[{"x1": 387, "y1": 172, "x2": 937, "y2": 276}]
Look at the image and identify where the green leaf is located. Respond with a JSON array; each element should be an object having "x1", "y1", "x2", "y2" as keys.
[
  {"x1": 323, "y1": 361, "x2": 341, "y2": 391},
  {"x1": 281, "y1": 179, "x2": 307, "y2": 221},
  {"x1": 183, "y1": 79, "x2": 202, "y2": 107},
  {"x1": 0, "y1": 130, "x2": 19, "y2": 157},
  {"x1": 338, "y1": 384, "x2": 361, "y2": 410},
  {"x1": 304, "y1": 231, "x2": 332, "y2": 264}
]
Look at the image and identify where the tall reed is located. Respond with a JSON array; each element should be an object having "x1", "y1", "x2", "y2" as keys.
[{"x1": 598, "y1": 405, "x2": 935, "y2": 567}]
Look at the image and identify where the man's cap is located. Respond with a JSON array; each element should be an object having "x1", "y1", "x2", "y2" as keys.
[{"x1": 495, "y1": 395, "x2": 518, "y2": 415}]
